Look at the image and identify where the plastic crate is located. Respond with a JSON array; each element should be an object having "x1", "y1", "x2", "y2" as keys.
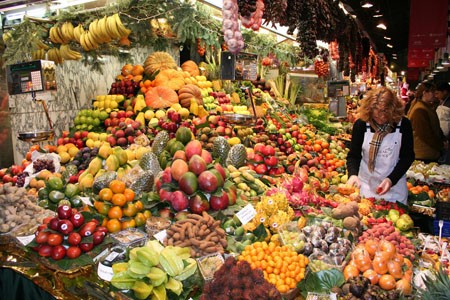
[
  {"x1": 436, "y1": 201, "x2": 450, "y2": 221},
  {"x1": 433, "y1": 220, "x2": 450, "y2": 237}
]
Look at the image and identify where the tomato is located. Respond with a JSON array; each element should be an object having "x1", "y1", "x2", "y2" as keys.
[
  {"x1": 68, "y1": 232, "x2": 82, "y2": 246},
  {"x1": 35, "y1": 231, "x2": 49, "y2": 244},
  {"x1": 38, "y1": 245, "x2": 53, "y2": 257},
  {"x1": 47, "y1": 233, "x2": 63, "y2": 246},
  {"x1": 92, "y1": 231, "x2": 105, "y2": 245},
  {"x1": 66, "y1": 246, "x2": 81, "y2": 259},
  {"x1": 51, "y1": 245, "x2": 66, "y2": 260},
  {"x1": 79, "y1": 221, "x2": 97, "y2": 237},
  {"x1": 79, "y1": 242, "x2": 94, "y2": 252}
]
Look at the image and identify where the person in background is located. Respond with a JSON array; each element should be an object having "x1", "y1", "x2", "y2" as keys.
[
  {"x1": 435, "y1": 82, "x2": 450, "y2": 164},
  {"x1": 407, "y1": 82, "x2": 445, "y2": 163},
  {"x1": 346, "y1": 87, "x2": 414, "y2": 204},
  {"x1": 404, "y1": 89, "x2": 416, "y2": 114}
]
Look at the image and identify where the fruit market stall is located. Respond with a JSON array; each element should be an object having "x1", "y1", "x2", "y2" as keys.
[{"x1": 1, "y1": 1, "x2": 450, "y2": 300}]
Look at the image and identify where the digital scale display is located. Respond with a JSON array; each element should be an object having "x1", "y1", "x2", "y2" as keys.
[{"x1": 6, "y1": 60, "x2": 56, "y2": 95}]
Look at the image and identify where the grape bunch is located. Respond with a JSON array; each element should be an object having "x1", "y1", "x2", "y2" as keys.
[
  {"x1": 16, "y1": 172, "x2": 29, "y2": 187},
  {"x1": 33, "y1": 158, "x2": 55, "y2": 173},
  {"x1": 71, "y1": 147, "x2": 99, "y2": 171}
]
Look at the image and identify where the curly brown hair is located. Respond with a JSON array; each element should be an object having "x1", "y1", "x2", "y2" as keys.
[{"x1": 359, "y1": 87, "x2": 404, "y2": 123}]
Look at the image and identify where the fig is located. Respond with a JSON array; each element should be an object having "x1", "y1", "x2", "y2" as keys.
[
  {"x1": 320, "y1": 240, "x2": 329, "y2": 252},
  {"x1": 303, "y1": 242, "x2": 313, "y2": 256}
]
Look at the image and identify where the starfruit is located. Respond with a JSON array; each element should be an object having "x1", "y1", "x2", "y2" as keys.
[
  {"x1": 159, "y1": 247, "x2": 184, "y2": 277},
  {"x1": 165, "y1": 277, "x2": 183, "y2": 296},
  {"x1": 132, "y1": 281, "x2": 153, "y2": 300},
  {"x1": 128, "y1": 261, "x2": 153, "y2": 279},
  {"x1": 173, "y1": 258, "x2": 197, "y2": 281},
  {"x1": 112, "y1": 262, "x2": 129, "y2": 274},
  {"x1": 136, "y1": 247, "x2": 159, "y2": 267},
  {"x1": 146, "y1": 267, "x2": 167, "y2": 287},
  {"x1": 166, "y1": 246, "x2": 191, "y2": 260},
  {"x1": 129, "y1": 247, "x2": 140, "y2": 261},
  {"x1": 146, "y1": 240, "x2": 164, "y2": 255},
  {"x1": 111, "y1": 271, "x2": 137, "y2": 290},
  {"x1": 151, "y1": 285, "x2": 167, "y2": 300}
]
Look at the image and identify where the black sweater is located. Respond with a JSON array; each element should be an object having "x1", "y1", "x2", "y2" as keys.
[{"x1": 346, "y1": 117, "x2": 415, "y2": 185}]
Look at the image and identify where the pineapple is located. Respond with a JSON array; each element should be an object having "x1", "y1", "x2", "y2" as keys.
[
  {"x1": 416, "y1": 267, "x2": 450, "y2": 299},
  {"x1": 226, "y1": 144, "x2": 247, "y2": 168},
  {"x1": 212, "y1": 136, "x2": 230, "y2": 164},
  {"x1": 151, "y1": 131, "x2": 169, "y2": 156}
]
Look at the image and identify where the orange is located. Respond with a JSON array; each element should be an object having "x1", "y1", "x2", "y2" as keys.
[
  {"x1": 363, "y1": 269, "x2": 380, "y2": 285},
  {"x1": 106, "y1": 218, "x2": 122, "y2": 233},
  {"x1": 343, "y1": 265, "x2": 360, "y2": 280},
  {"x1": 99, "y1": 188, "x2": 113, "y2": 201},
  {"x1": 143, "y1": 210, "x2": 152, "y2": 219},
  {"x1": 123, "y1": 202, "x2": 138, "y2": 217},
  {"x1": 378, "y1": 274, "x2": 396, "y2": 290},
  {"x1": 108, "y1": 206, "x2": 123, "y2": 219},
  {"x1": 123, "y1": 188, "x2": 135, "y2": 202},
  {"x1": 134, "y1": 200, "x2": 144, "y2": 211},
  {"x1": 121, "y1": 219, "x2": 136, "y2": 229},
  {"x1": 109, "y1": 180, "x2": 126, "y2": 194},
  {"x1": 387, "y1": 260, "x2": 403, "y2": 279},
  {"x1": 354, "y1": 252, "x2": 372, "y2": 272},
  {"x1": 134, "y1": 212, "x2": 147, "y2": 226},
  {"x1": 372, "y1": 256, "x2": 388, "y2": 275},
  {"x1": 94, "y1": 200, "x2": 112, "y2": 215},
  {"x1": 364, "y1": 239, "x2": 379, "y2": 258},
  {"x1": 112, "y1": 193, "x2": 127, "y2": 207}
]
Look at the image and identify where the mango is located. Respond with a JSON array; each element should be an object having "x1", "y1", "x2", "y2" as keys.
[
  {"x1": 79, "y1": 173, "x2": 94, "y2": 191},
  {"x1": 105, "y1": 154, "x2": 120, "y2": 171},
  {"x1": 135, "y1": 147, "x2": 151, "y2": 160},
  {"x1": 113, "y1": 146, "x2": 128, "y2": 166},
  {"x1": 132, "y1": 281, "x2": 153, "y2": 300},
  {"x1": 98, "y1": 143, "x2": 112, "y2": 159},
  {"x1": 87, "y1": 157, "x2": 103, "y2": 176},
  {"x1": 135, "y1": 112, "x2": 145, "y2": 127}
]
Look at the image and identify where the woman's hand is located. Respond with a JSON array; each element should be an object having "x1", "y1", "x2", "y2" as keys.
[
  {"x1": 376, "y1": 178, "x2": 392, "y2": 195},
  {"x1": 346, "y1": 175, "x2": 361, "y2": 188}
]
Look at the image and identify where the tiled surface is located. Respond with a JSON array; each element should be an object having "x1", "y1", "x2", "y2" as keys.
[{"x1": 7, "y1": 46, "x2": 179, "y2": 164}]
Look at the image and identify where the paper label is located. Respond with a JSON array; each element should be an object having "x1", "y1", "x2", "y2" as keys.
[
  {"x1": 98, "y1": 263, "x2": 114, "y2": 281},
  {"x1": 154, "y1": 230, "x2": 167, "y2": 243},
  {"x1": 235, "y1": 204, "x2": 256, "y2": 225},
  {"x1": 80, "y1": 196, "x2": 93, "y2": 206},
  {"x1": 16, "y1": 235, "x2": 35, "y2": 246}
]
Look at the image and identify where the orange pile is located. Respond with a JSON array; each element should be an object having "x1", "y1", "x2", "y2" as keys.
[
  {"x1": 343, "y1": 239, "x2": 412, "y2": 295},
  {"x1": 238, "y1": 241, "x2": 308, "y2": 294},
  {"x1": 94, "y1": 179, "x2": 149, "y2": 233}
]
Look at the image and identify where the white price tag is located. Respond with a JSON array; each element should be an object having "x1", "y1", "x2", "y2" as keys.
[
  {"x1": 235, "y1": 204, "x2": 256, "y2": 225},
  {"x1": 80, "y1": 196, "x2": 93, "y2": 206},
  {"x1": 154, "y1": 230, "x2": 167, "y2": 243},
  {"x1": 16, "y1": 235, "x2": 35, "y2": 246}
]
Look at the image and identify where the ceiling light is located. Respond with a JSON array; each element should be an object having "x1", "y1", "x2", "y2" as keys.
[
  {"x1": 401, "y1": 71, "x2": 405, "y2": 76},
  {"x1": 50, "y1": 0, "x2": 97, "y2": 10},
  {"x1": 383, "y1": 36, "x2": 391, "y2": 40},
  {"x1": 0, "y1": 4, "x2": 26, "y2": 12},
  {"x1": 377, "y1": 23, "x2": 387, "y2": 30},
  {"x1": 437, "y1": 59, "x2": 444, "y2": 70},
  {"x1": 387, "y1": 44, "x2": 393, "y2": 48},
  {"x1": 373, "y1": 14, "x2": 383, "y2": 18},
  {"x1": 361, "y1": 1, "x2": 374, "y2": 8},
  {"x1": 392, "y1": 57, "x2": 397, "y2": 60}
]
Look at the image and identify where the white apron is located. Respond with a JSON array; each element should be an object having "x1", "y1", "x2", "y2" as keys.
[{"x1": 358, "y1": 121, "x2": 408, "y2": 204}]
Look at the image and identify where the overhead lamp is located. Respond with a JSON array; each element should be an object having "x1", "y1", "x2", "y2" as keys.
[
  {"x1": 437, "y1": 59, "x2": 444, "y2": 70},
  {"x1": 0, "y1": 4, "x2": 26, "y2": 12},
  {"x1": 392, "y1": 56, "x2": 397, "y2": 60},
  {"x1": 361, "y1": 1, "x2": 374, "y2": 8},
  {"x1": 373, "y1": 13, "x2": 383, "y2": 18},
  {"x1": 433, "y1": 66, "x2": 439, "y2": 73},
  {"x1": 383, "y1": 36, "x2": 391, "y2": 40},
  {"x1": 442, "y1": 53, "x2": 450, "y2": 67},
  {"x1": 377, "y1": 22, "x2": 387, "y2": 30},
  {"x1": 387, "y1": 44, "x2": 393, "y2": 48},
  {"x1": 50, "y1": 0, "x2": 97, "y2": 10}
]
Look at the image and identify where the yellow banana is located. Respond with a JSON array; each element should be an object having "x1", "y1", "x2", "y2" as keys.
[
  {"x1": 55, "y1": 47, "x2": 63, "y2": 64},
  {"x1": 61, "y1": 22, "x2": 75, "y2": 41},
  {"x1": 113, "y1": 13, "x2": 131, "y2": 37},
  {"x1": 97, "y1": 16, "x2": 111, "y2": 43},
  {"x1": 106, "y1": 15, "x2": 121, "y2": 39},
  {"x1": 73, "y1": 24, "x2": 85, "y2": 43},
  {"x1": 80, "y1": 32, "x2": 92, "y2": 51},
  {"x1": 55, "y1": 26, "x2": 69, "y2": 44},
  {"x1": 89, "y1": 19, "x2": 104, "y2": 44},
  {"x1": 49, "y1": 27, "x2": 61, "y2": 44},
  {"x1": 86, "y1": 31, "x2": 99, "y2": 49}
]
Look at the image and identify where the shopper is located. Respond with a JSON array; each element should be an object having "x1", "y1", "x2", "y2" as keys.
[
  {"x1": 435, "y1": 81, "x2": 450, "y2": 164},
  {"x1": 346, "y1": 87, "x2": 414, "y2": 204},
  {"x1": 407, "y1": 82, "x2": 445, "y2": 163}
]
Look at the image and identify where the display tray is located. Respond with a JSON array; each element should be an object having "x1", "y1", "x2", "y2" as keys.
[
  {"x1": 222, "y1": 113, "x2": 255, "y2": 126},
  {"x1": 18, "y1": 130, "x2": 54, "y2": 142}
]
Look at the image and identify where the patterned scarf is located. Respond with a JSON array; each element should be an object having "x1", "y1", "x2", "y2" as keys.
[{"x1": 368, "y1": 121, "x2": 394, "y2": 172}]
